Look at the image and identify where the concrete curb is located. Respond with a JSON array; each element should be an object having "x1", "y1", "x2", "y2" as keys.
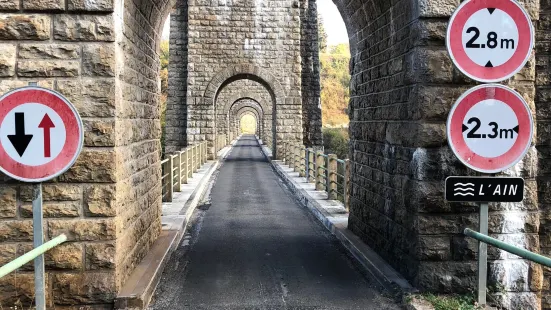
[
  {"x1": 114, "y1": 143, "x2": 235, "y2": 310},
  {"x1": 258, "y1": 141, "x2": 414, "y2": 295}
]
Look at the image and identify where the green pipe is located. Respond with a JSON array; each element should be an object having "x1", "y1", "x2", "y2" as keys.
[
  {"x1": 464, "y1": 228, "x2": 551, "y2": 268},
  {"x1": 0, "y1": 234, "x2": 67, "y2": 279}
]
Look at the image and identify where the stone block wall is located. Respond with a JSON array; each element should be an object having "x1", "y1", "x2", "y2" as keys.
[
  {"x1": 337, "y1": 0, "x2": 543, "y2": 308},
  {"x1": 165, "y1": 0, "x2": 320, "y2": 158},
  {"x1": 537, "y1": 0, "x2": 551, "y2": 308},
  {"x1": 216, "y1": 79, "x2": 273, "y2": 146},
  {"x1": 0, "y1": 0, "x2": 172, "y2": 307}
]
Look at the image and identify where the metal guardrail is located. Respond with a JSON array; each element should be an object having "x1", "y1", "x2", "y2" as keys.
[
  {"x1": 161, "y1": 141, "x2": 212, "y2": 202},
  {"x1": 464, "y1": 228, "x2": 551, "y2": 268},
  {"x1": 0, "y1": 234, "x2": 67, "y2": 279},
  {"x1": 281, "y1": 142, "x2": 351, "y2": 210}
]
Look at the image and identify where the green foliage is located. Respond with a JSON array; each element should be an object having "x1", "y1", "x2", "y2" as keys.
[
  {"x1": 323, "y1": 128, "x2": 349, "y2": 159},
  {"x1": 320, "y1": 42, "x2": 350, "y2": 126},
  {"x1": 159, "y1": 40, "x2": 169, "y2": 158},
  {"x1": 420, "y1": 293, "x2": 482, "y2": 310}
]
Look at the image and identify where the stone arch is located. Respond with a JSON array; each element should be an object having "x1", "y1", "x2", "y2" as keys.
[
  {"x1": 205, "y1": 64, "x2": 294, "y2": 157},
  {"x1": 230, "y1": 102, "x2": 264, "y2": 140},
  {"x1": 228, "y1": 99, "x2": 267, "y2": 143},
  {"x1": 236, "y1": 109, "x2": 261, "y2": 136},
  {"x1": 204, "y1": 64, "x2": 286, "y2": 100}
]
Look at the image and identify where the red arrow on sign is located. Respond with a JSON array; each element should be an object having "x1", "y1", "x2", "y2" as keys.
[{"x1": 38, "y1": 114, "x2": 55, "y2": 158}]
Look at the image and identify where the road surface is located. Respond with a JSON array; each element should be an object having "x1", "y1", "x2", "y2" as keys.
[{"x1": 150, "y1": 135, "x2": 401, "y2": 310}]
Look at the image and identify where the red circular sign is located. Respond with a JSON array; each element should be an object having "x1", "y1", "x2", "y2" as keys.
[
  {"x1": 447, "y1": 0, "x2": 534, "y2": 83},
  {"x1": 0, "y1": 87, "x2": 83, "y2": 182},
  {"x1": 447, "y1": 85, "x2": 533, "y2": 173}
]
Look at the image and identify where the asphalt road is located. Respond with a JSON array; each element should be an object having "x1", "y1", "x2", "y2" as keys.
[{"x1": 149, "y1": 135, "x2": 402, "y2": 310}]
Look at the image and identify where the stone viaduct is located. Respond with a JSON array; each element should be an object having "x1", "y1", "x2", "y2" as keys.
[{"x1": 0, "y1": 0, "x2": 549, "y2": 309}]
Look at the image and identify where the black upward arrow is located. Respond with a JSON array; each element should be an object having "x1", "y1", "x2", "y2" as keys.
[
  {"x1": 7, "y1": 113, "x2": 33, "y2": 157},
  {"x1": 485, "y1": 61, "x2": 494, "y2": 68},
  {"x1": 488, "y1": 8, "x2": 496, "y2": 14}
]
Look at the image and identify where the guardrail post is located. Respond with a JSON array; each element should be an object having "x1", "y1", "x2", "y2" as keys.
[
  {"x1": 288, "y1": 144, "x2": 295, "y2": 169},
  {"x1": 167, "y1": 156, "x2": 174, "y2": 202},
  {"x1": 188, "y1": 147, "x2": 193, "y2": 179},
  {"x1": 299, "y1": 147, "x2": 306, "y2": 177},
  {"x1": 305, "y1": 148, "x2": 310, "y2": 181},
  {"x1": 308, "y1": 148, "x2": 314, "y2": 183},
  {"x1": 294, "y1": 145, "x2": 301, "y2": 173},
  {"x1": 182, "y1": 149, "x2": 188, "y2": 184},
  {"x1": 316, "y1": 151, "x2": 325, "y2": 191},
  {"x1": 196, "y1": 145, "x2": 201, "y2": 170},
  {"x1": 203, "y1": 142, "x2": 207, "y2": 164},
  {"x1": 328, "y1": 154, "x2": 337, "y2": 199},
  {"x1": 344, "y1": 159, "x2": 350, "y2": 210},
  {"x1": 174, "y1": 153, "x2": 181, "y2": 192}
]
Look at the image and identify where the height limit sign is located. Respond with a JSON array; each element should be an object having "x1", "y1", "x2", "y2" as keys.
[
  {"x1": 447, "y1": 0, "x2": 534, "y2": 82},
  {"x1": 0, "y1": 87, "x2": 83, "y2": 182}
]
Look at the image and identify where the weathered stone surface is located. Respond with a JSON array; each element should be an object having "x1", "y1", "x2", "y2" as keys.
[
  {"x1": 54, "y1": 15, "x2": 114, "y2": 41},
  {"x1": 82, "y1": 44, "x2": 115, "y2": 76},
  {"x1": 0, "y1": 186, "x2": 16, "y2": 218},
  {"x1": 56, "y1": 78, "x2": 116, "y2": 118},
  {"x1": 86, "y1": 243, "x2": 115, "y2": 269},
  {"x1": 17, "y1": 60, "x2": 79, "y2": 77},
  {"x1": 0, "y1": 79, "x2": 53, "y2": 94},
  {"x1": 58, "y1": 149, "x2": 116, "y2": 182},
  {"x1": 417, "y1": 262, "x2": 477, "y2": 293},
  {"x1": 20, "y1": 202, "x2": 80, "y2": 218},
  {"x1": 417, "y1": 0, "x2": 459, "y2": 17},
  {"x1": 0, "y1": 44, "x2": 15, "y2": 76},
  {"x1": 48, "y1": 219, "x2": 115, "y2": 241},
  {"x1": 23, "y1": 0, "x2": 64, "y2": 10},
  {"x1": 19, "y1": 43, "x2": 80, "y2": 59},
  {"x1": 0, "y1": 220, "x2": 33, "y2": 242},
  {"x1": 45, "y1": 243, "x2": 83, "y2": 270},
  {"x1": 20, "y1": 184, "x2": 82, "y2": 201},
  {"x1": 53, "y1": 273, "x2": 116, "y2": 304},
  {"x1": 0, "y1": 244, "x2": 16, "y2": 265},
  {"x1": 0, "y1": 273, "x2": 46, "y2": 305},
  {"x1": 84, "y1": 185, "x2": 116, "y2": 217},
  {"x1": 0, "y1": 15, "x2": 50, "y2": 40},
  {"x1": 68, "y1": 0, "x2": 113, "y2": 11},
  {"x1": 84, "y1": 119, "x2": 115, "y2": 146},
  {"x1": 0, "y1": 0, "x2": 18, "y2": 10},
  {"x1": 417, "y1": 236, "x2": 451, "y2": 260}
]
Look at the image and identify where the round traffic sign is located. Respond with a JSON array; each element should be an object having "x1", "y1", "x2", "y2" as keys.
[
  {"x1": 0, "y1": 87, "x2": 83, "y2": 182},
  {"x1": 447, "y1": 84, "x2": 533, "y2": 173},
  {"x1": 446, "y1": 0, "x2": 534, "y2": 83}
]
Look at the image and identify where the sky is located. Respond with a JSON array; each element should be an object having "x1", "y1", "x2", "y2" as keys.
[{"x1": 162, "y1": 0, "x2": 348, "y2": 45}]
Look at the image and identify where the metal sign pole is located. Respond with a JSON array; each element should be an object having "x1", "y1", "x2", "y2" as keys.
[
  {"x1": 27, "y1": 81, "x2": 46, "y2": 310},
  {"x1": 478, "y1": 202, "x2": 489, "y2": 306},
  {"x1": 32, "y1": 182, "x2": 45, "y2": 310}
]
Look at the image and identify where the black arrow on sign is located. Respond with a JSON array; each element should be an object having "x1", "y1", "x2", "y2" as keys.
[
  {"x1": 513, "y1": 125, "x2": 519, "y2": 134},
  {"x1": 488, "y1": 8, "x2": 496, "y2": 14},
  {"x1": 462, "y1": 124, "x2": 469, "y2": 132},
  {"x1": 7, "y1": 112, "x2": 33, "y2": 157},
  {"x1": 485, "y1": 61, "x2": 494, "y2": 68}
]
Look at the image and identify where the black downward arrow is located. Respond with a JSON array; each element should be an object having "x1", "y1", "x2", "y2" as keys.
[
  {"x1": 7, "y1": 113, "x2": 33, "y2": 157},
  {"x1": 488, "y1": 8, "x2": 496, "y2": 14}
]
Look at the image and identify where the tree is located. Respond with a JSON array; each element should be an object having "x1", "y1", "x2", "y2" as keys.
[
  {"x1": 318, "y1": 14, "x2": 328, "y2": 53},
  {"x1": 320, "y1": 43, "x2": 350, "y2": 126}
]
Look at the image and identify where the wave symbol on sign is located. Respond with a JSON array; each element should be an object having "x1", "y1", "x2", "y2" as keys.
[{"x1": 454, "y1": 183, "x2": 475, "y2": 196}]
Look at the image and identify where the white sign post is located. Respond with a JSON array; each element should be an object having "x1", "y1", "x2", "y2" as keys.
[{"x1": 0, "y1": 86, "x2": 83, "y2": 310}]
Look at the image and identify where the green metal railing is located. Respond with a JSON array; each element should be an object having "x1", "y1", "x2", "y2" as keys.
[
  {"x1": 281, "y1": 142, "x2": 351, "y2": 210},
  {"x1": 464, "y1": 228, "x2": 551, "y2": 267},
  {"x1": 0, "y1": 234, "x2": 67, "y2": 279}
]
